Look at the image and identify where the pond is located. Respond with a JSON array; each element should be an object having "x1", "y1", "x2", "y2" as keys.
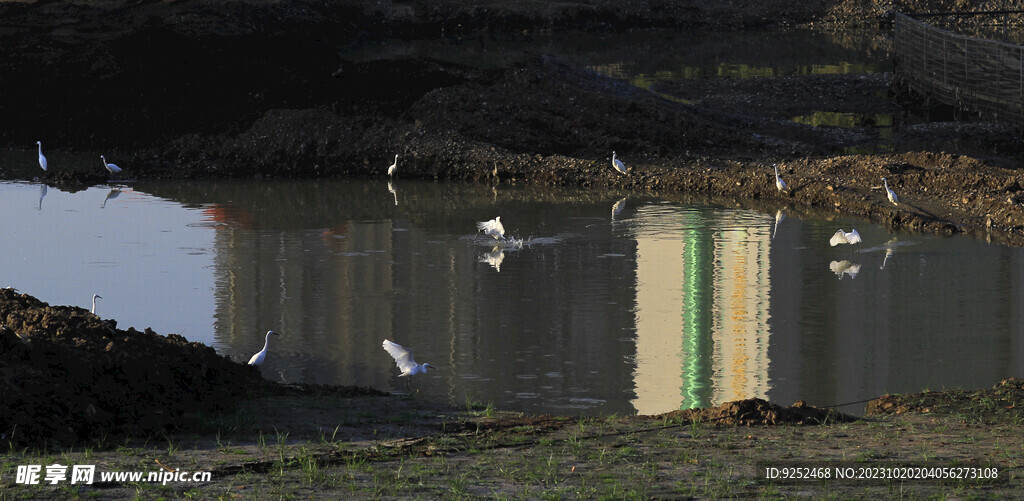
[{"x1": 2, "y1": 179, "x2": 1022, "y2": 416}]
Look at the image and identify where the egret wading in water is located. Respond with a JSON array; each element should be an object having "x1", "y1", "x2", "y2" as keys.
[
  {"x1": 387, "y1": 154, "x2": 398, "y2": 177},
  {"x1": 36, "y1": 141, "x2": 47, "y2": 172},
  {"x1": 91, "y1": 294, "x2": 102, "y2": 314},
  {"x1": 383, "y1": 339, "x2": 434, "y2": 390},
  {"x1": 882, "y1": 177, "x2": 898, "y2": 206},
  {"x1": 248, "y1": 330, "x2": 280, "y2": 366},
  {"x1": 611, "y1": 151, "x2": 628, "y2": 175},
  {"x1": 477, "y1": 216, "x2": 505, "y2": 240},
  {"x1": 774, "y1": 164, "x2": 787, "y2": 192},
  {"x1": 101, "y1": 155, "x2": 121, "y2": 175}
]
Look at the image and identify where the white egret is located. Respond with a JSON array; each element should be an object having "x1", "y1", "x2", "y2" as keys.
[
  {"x1": 382, "y1": 339, "x2": 434, "y2": 378},
  {"x1": 101, "y1": 155, "x2": 122, "y2": 175},
  {"x1": 882, "y1": 177, "x2": 898, "y2": 206},
  {"x1": 774, "y1": 164, "x2": 787, "y2": 192},
  {"x1": 829, "y1": 229, "x2": 862, "y2": 247},
  {"x1": 36, "y1": 141, "x2": 47, "y2": 171},
  {"x1": 247, "y1": 330, "x2": 280, "y2": 366},
  {"x1": 91, "y1": 294, "x2": 102, "y2": 314},
  {"x1": 387, "y1": 154, "x2": 397, "y2": 176},
  {"x1": 611, "y1": 151, "x2": 628, "y2": 175},
  {"x1": 476, "y1": 216, "x2": 505, "y2": 240},
  {"x1": 829, "y1": 260, "x2": 862, "y2": 280}
]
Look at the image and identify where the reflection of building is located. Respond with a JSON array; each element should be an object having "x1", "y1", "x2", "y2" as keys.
[
  {"x1": 709, "y1": 217, "x2": 772, "y2": 405},
  {"x1": 632, "y1": 205, "x2": 772, "y2": 414}
]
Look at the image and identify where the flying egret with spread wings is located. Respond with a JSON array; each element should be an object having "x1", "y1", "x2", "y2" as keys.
[
  {"x1": 382, "y1": 339, "x2": 434, "y2": 377},
  {"x1": 477, "y1": 216, "x2": 505, "y2": 240},
  {"x1": 829, "y1": 229, "x2": 862, "y2": 247}
]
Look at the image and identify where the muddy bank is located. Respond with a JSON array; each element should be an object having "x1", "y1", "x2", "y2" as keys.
[
  {"x1": 0, "y1": 289, "x2": 381, "y2": 447},
  {"x1": 2, "y1": 0, "x2": 1023, "y2": 250}
]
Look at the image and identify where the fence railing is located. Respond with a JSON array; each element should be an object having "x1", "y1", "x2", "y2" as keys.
[{"x1": 893, "y1": 12, "x2": 1024, "y2": 126}]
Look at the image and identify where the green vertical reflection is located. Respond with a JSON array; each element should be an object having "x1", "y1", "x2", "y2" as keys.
[{"x1": 680, "y1": 224, "x2": 713, "y2": 409}]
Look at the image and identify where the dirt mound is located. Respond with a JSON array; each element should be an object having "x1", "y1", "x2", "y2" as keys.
[
  {"x1": 43, "y1": 171, "x2": 110, "y2": 193},
  {"x1": 866, "y1": 378, "x2": 1024, "y2": 417},
  {"x1": 0, "y1": 289, "x2": 272, "y2": 447},
  {"x1": 655, "y1": 398, "x2": 855, "y2": 425}
]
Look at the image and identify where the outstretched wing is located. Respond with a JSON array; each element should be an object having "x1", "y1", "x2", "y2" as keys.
[
  {"x1": 476, "y1": 219, "x2": 496, "y2": 232},
  {"x1": 382, "y1": 339, "x2": 416, "y2": 374},
  {"x1": 829, "y1": 230, "x2": 845, "y2": 247}
]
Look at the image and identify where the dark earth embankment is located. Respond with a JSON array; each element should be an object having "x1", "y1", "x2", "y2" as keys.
[
  {"x1": 0, "y1": 289, "x2": 383, "y2": 447},
  {"x1": 2, "y1": 0, "x2": 1024, "y2": 245}
]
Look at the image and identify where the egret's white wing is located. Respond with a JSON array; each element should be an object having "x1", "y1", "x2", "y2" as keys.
[
  {"x1": 476, "y1": 217, "x2": 504, "y2": 239},
  {"x1": 847, "y1": 229, "x2": 862, "y2": 244},
  {"x1": 829, "y1": 230, "x2": 846, "y2": 247},
  {"x1": 383, "y1": 339, "x2": 416, "y2": 374}
]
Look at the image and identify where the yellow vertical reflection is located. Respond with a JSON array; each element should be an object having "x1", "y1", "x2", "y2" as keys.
[{"x1": 633, "y1": 226, "x2": 687, "y2": 415}]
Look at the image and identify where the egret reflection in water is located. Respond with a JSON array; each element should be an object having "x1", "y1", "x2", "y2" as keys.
[
  {"x1": 612, "y1": 197, "x2": 627, "y2": 220},
  {"x1": 772, "y1": 209, "x2": 785, "y2": 239},
  {"x1": 101, "y1": 188, "x2": 121, "y2": 208},
  {"x1": 37, "y1": 183, "x2": 46, "y2": 210},
  {"x1": 479, "y1": 245, "x2": 505, "y2": 272},
  {"x1": 387, "y1": 181, "x2": 398, "y2": 206},
  {"x1": 829, "y1": 260, "x2": 862, "y2": 279}
]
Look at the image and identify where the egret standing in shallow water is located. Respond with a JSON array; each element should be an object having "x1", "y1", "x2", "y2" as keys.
[
  {"x1": 36, "y1": 141, "x2": 47, "y2": 172},
  {"x1": 774, "y1": 164, "x2": 787, "y2": 192},
  {"x1": 477, "y1": 216, "x2": 505, "y2": 240},
  {"x1": 248, "y1": 330, "x2": 279, "y2": 366},
  {"x1": 882, "y1": 177, "x2": 898, "y2": 206},
  {"x1": 611, "y1": 151, "x2": 628, "y2": 175},
  {"x1": 91, "y1": 294, "x2": 102, "y2": 314},
  {"x1": 101, "y1": 155, "x2": 121, "y2": 175},
  {"x1": 382, "y1": 339, "x2": 434, "y2": 379},
  {"x1": 387, "y1": 154, "x2": 398, "y2": 177}
]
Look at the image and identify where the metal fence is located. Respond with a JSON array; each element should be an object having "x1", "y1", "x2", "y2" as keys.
[{"x1": 893, "y1": 12, "x2": 1024, "y2": 126}]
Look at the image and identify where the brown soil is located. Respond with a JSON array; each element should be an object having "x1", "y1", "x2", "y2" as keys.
[
  {"x1": 0, "y1": 289, "x2": 381, "y2": 447},
  {"x1": 4, "y1": 0, "x2": 1022, "y2": 248}
]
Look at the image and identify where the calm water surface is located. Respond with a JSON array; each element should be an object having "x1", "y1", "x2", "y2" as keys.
[{"x1": 2, "y1": 179, "x2": 1023, "y2": 415}]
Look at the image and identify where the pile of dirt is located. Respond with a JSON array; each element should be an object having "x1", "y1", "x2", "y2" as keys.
[
  {"x1": 0, "y1": 289, "x2": 271, "y2": 447},
  {"x1": 866, "y1": 377, "x2": 1024, "y2": 417},
  {"x1": 655, "y1": 398, "x2": 856, "y2": 425}
]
